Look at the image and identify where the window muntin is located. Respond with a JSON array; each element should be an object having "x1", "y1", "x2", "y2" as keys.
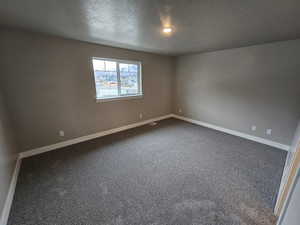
[{"x1": 92, "y1": 58, "x2": 142, "y2": 100}]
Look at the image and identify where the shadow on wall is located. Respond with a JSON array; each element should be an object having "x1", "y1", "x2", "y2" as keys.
[{"x1": 0, "y1": 92, "x2": 18, "y2": 221}]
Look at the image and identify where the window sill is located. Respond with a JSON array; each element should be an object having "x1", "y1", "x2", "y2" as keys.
[{"x1": 96, "y1": 94, "x2": 143, "y2": 103}]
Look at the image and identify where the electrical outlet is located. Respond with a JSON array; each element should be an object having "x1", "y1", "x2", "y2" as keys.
[
  {"x1": 139, "y1": 113, "x2": 143, "y2": 119},
  {"x1": 251, "y1": 125, "x2": 256, "y2": 131},
  {"x1": 178, "y1": 108, "x2": 182, "y2": 113},
  {"x1": 266, "y1": 129, "x2": 272, "y2": 135},
  {"x1": 59, "y1": 130, "x2": 65, "y2": 137}
]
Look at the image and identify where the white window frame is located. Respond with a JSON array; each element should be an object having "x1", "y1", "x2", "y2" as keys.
[{"x1": 91, "y1": 57, "x2": 143, "y2": 102}]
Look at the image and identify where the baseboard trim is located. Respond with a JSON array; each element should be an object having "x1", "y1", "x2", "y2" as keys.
[
  {"x1": 1, "y1": 113, "x2": 290, "y2": 224},
  {"x1": 19, "y1": 114, "x2": 173, "y2": 159},
  {"x1": 19, "y1": 113, "x2": 290, "y2": 159},
  {"x1": 0, "y1": 156, "x2": 22, "y2": 225},
  {"x1": 171, "y1": 114, "x2": 290, "y2": 151}
]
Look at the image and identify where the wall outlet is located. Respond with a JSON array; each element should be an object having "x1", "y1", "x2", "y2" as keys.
[
  {"x1": 139, "y1": 113, "x2": 143, "y2": 119},
  {"x1": 251, "y1": 125, "x2": 257, "y2": 131},
  {"x1": 59, "y1": 130, "x2": 65, "y2": 137},
  {"x1": 178, "y1": 108, "x2": 182, "y2": 113},
  {"x1": 266, "y1": 129, "x2": 272, "y2": 135}
]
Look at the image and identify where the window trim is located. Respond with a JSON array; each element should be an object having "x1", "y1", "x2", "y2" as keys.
[{"x1": 91, "y1": 57, "x2": 143, "y2": 102}]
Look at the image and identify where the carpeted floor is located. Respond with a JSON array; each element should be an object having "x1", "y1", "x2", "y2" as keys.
[{"x1": 8, "y1": 118, "x2": 287, "y2": 225}]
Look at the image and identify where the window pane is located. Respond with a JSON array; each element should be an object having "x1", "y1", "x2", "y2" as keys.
[
  {"x1": 92, "y1": 59, "x2": 105, "y2": 71},
  {"x1": 92, "y1": 58, "x2": 141, "y2": 100},
  {"x1": 119, "y1": 63, "x2": 139, "y2": 95},
  {"x1": 93, "y1": 59, "x2": 118, "y2": 98},
  {"x1": 119, "y1": 63, "x2": 128, "y2": 72},
  {"x1": 129, "y1": 64, "x2": 138, "y2": 72},
  {"x1": 105, "y1": 61, "x2": 116, "y2": 71}
]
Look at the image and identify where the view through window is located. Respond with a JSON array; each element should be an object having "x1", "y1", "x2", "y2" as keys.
[{"x1": 92, "y1": 58, "x2": 142, "y2": 100}]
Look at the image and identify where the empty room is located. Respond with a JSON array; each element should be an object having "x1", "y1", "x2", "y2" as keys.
[{"x1": 1, "y1": 1, "x2": 300, "y2": 225}]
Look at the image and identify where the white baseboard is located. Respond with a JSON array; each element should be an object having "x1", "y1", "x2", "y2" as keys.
[
  {"x1": 1, "y1": 114, "x2": 171, "y2": 224},
  {"x1": 19, "y1": 114, "x2": 173, "y2": 159},
  {"x1": 1, "y1": 113, "x2": 290, "y2": 224},
  {"x1": 0, "y1": 156, "x2": 22, "y2": 225},
  {"x1": 19, "y1": 113, "x2": 289, "y2": 159},
  {"x1": 172, "y1": 114, "x2": 290, "y2": 151}
]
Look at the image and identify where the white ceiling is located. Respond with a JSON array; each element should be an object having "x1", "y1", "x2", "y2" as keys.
[{"x1": 1, "y1": 0, "x2": 300, "y2": 55}]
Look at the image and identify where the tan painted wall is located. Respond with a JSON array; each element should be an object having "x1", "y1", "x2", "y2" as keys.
[
  {"x1": 175, "y1": 40, "x2": 300, "y2": 145},
  {"x1": 0, "y1": 29, "x2": 175, "y2": 152}
]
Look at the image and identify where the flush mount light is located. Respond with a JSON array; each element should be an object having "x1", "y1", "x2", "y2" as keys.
[{"x1": 163, "y1": 27, "x2": 172, "y2": 33}]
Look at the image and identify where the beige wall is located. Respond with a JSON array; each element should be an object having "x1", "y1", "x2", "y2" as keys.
[
  {"x1": 175, "y1": 40, "x2": 300, "y2": 145},
  {"x1": 0, "y1": 29, "x2": 174, "y2": 152},
  {"x1": 1, "y1": 28, "x2": 300, "y2": 153},
  {"x1": 0, "y1": 90, "x2": 18, "y2": 217}
]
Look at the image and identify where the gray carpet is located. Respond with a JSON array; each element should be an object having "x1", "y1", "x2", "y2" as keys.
[{"x1": 8, "y1": 119, "x2": 287, "y2": 225}]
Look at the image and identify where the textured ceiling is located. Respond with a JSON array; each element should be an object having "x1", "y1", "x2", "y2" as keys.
[{"x1": 1, "y1": 0, "x2": 300, "y2": 55}]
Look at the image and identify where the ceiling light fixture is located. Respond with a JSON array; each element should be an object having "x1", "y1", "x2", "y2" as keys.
[{"x1": 163, "y1": 27, "x2": 172, "y2": 33}]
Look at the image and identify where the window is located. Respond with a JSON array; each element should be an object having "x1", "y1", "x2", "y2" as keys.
[{"x1": 92, "y1": 57, "x2": 142, "y2": 101}]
